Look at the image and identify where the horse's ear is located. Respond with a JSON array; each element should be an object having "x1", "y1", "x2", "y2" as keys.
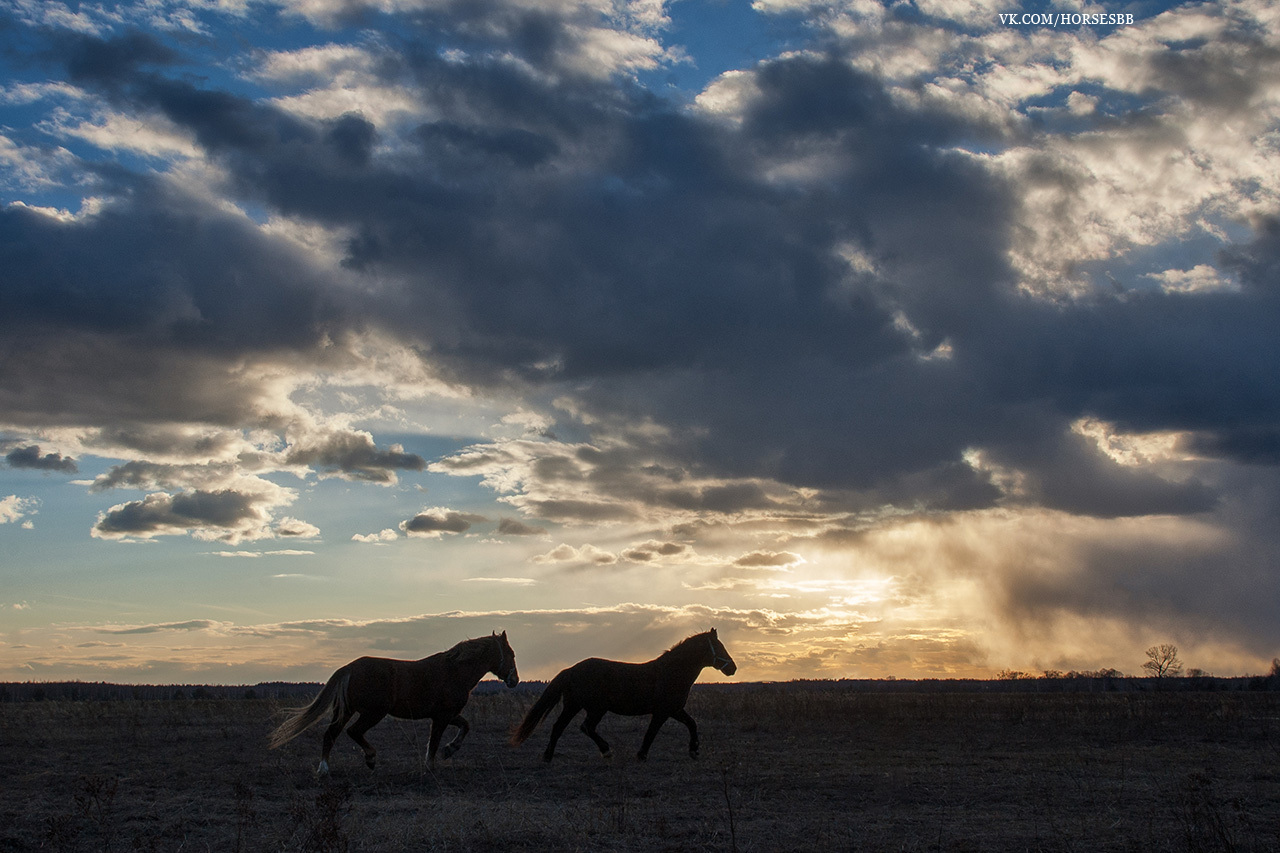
[{"x1": 710, "y1": 627, "x2": 717, "y2": 636}]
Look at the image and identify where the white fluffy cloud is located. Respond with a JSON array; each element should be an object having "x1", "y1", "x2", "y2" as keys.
[{"x1": 0, "y1": 495, "x2": 39, "y2": 525}]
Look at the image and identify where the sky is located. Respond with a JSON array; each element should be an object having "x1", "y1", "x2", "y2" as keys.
[{"x1": 2, "y1": 0, "x2": 1279, "y2": 685}]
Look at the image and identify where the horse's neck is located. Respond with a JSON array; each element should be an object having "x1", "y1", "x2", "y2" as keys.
[
  {"x1": 451, "y1": 642, "x2": 494, "y2": 685},
  {"x1": 658, "y1": 642, "x2": 707, "y2": 681}
]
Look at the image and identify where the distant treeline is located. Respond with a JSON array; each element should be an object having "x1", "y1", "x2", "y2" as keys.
[
  {"x1": 0, "y1": 681, "x2": 324, "y2": 703},
  {"x1": 700, "y1": 673, "x2": 1280, "y2": 696},
  {"x1": 2, "y1": 673, "x2": 1278, "y2": 703}
]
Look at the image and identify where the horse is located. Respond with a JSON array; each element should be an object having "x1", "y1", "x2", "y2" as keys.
[
  {"x1": 511, "y1": 628, "x2": 736, "y2": 762},
  {"x1": 268, "y1": 631, "x2": 518, "y2": 774}
]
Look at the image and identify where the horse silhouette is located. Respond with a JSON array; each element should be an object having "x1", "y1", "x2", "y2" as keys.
[
  {"x1": 511, "y1": 628, "x2": 736, "y2": 761},
  {"x1": 269, "y1": 632, "x2": 518, "y2": 773}
]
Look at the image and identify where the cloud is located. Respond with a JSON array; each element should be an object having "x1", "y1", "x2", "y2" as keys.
[
  {"x1": 400, "y1": 507, "x2": 488, "y2": 537},
  {"x1": 285, "y1": 429, "x2": 426, "y2": 483},
  {"x1": 91, "y1": 485, "x2": 301, "y2": 544},
  {"x1": 352, "y1": 528, "x2": 400, "y2": 543},
  {"x1": 97, "y1": 620, "x2": 222, "y2": 635},
  {"x1": 462, "y1": 576, "x2": 536, "y2": 585},
  {"x1": 532, "y1": 542, "x2": 618, "y2": 565},
  {"x1": 430, "y1": 437, "x2": 829, "y2": 528},
  {"x1": 0, "y1": 183, "x2": 349, "y2": 435},
  {"x1": 0, "y1": 495, "x2": 39, "y2": 524},
  {"x1": 273, "y1": 517, "x2": 321, "y2": 538},
  {"x1": 212, "y1": 549, "x2": 316, "y2": 557},
  {"x1": 733, "y1": 550, "x2": 804, "y2": 569},
  {"x1": 496, "y1": 517, "x2": 547, "y2": 536},
  {"x1": 89, "y1": 460, "x2": 240, "y2": 493},
  {"x1": 0, "y1": 601, "x2": 1010, "y2": 683},
  {"x1": 4, "y1": 445, "x2": 78, "y2": 472},
  {"x1": 621, "y1": 539, "x2": 689, "y2": 562}
]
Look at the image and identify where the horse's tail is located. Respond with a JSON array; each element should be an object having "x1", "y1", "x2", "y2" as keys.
[
  {"x1": 510, "y1": 670, "x2": 568, "y2": 746},
  {"x1": 268, "y1": 666, "x2": 350, "y2": 749}
]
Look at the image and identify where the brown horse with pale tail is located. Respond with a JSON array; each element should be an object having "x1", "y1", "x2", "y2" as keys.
[
  {"x1": 511, "y1": 628, "x2": 736, "y2": 762},
  {"x1": 269, "y1": 632, "x2": 518, "y2": 774}
]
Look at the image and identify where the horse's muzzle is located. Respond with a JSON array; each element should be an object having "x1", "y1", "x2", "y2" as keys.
[
  {"x1": 719, "y1": 661, "x2": 737, "y2": 676},
  {"x1": 504, "y1": 672, "x2": 520, "y2": 688}
]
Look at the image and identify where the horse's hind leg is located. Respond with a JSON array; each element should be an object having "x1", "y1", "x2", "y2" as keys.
[
  {"x1": 320, "y1": 708, "x2": 354, "y2": 776},
  {"x1": 426, "y1": 714, "x2": 453, "y2": 766},
  {"x1": 636, "y1": 713, "x2": 669, "y2": 761},
  {"x1": 346, "y1": 711, "x2": 386, "y2": 770},
  {"x1": 438, "y1": 714, "x2": 470, "y2": 760},
  {"x1": 543, "y1": 701, "x2": 582, "y2": 762},
  {"x1": 672, "y1": 708, "x2": 699, "y2": 758},
  {"x1": 580, "y1": 709, "x2": 612, "y2": 759}
]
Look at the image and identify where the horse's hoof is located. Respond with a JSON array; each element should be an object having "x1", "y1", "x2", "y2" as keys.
[
  {"x1": 689, "y1": 750, "x2": 699, "y2": 759},
  {"x1": 316, "y1": 760, "x2": 330, "y2": 777},
  {"x1": 440, "y1": 745, "x2": 458, "y2": 760},
  {"x1": 365, "y1": 757, "x2": 377, "y2": 770},
  {"x1": 636, "y1": 752, "x2": 648, "y2": 762},
  {"x1": 601, "y1": 750, "x2": 613, "y2": 762}
]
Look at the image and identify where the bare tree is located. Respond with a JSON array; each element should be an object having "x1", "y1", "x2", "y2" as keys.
[{"x1": 1142, "y1": 644, "x2": 1183, "y2": 679}]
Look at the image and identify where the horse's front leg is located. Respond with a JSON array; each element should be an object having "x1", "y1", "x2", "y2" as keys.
[
  {"x1": 672, "y1": 708, "x2": 699, "y2": 758},
  {"x1": 438, "y1": 714, "x2": 470, "y2": 760},
  {"x1": 636, "y1": 713, "x2": 668, "y2": 761}
]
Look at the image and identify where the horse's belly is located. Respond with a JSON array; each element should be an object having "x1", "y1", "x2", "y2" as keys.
[
  {"x1": 392, "y1": 706, "x2": 436, "y2": 721},
  {"x1": 597, "y1": 683, "x2": 671, "y2": 717}
]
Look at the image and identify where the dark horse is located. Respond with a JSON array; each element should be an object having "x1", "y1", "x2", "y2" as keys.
[
  {"x1": 269, "y1": 632, "x2": 518, "y2": 774},
  {"x1": 511, "y1": 628, "x2": 736, "y2": 762}
]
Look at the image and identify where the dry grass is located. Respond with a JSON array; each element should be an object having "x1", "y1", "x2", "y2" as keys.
[{"x1": 2, "y1": 687, "x2": 1278, "y2": 851}]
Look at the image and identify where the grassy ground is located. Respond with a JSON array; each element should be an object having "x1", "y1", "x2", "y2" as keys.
[{"x1": 2, "y1": 687, "x2": 1277, "y2": 851}]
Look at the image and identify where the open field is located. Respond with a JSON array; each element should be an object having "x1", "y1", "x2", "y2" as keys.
[{"x1": 2, "y1": 686, "x2": 1278, "y2": 851}]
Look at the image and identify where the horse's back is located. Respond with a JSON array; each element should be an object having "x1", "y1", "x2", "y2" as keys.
[
  {"x1": 342, "y1": 656, "x2": 449, "y2": 718},
  {"x1": 565, "y1": 657, "x2": 661, "y2": 715}
]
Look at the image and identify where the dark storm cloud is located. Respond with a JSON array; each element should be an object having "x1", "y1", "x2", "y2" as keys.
[
  {"x1": 9, "y1": 13, "x2": 1280, "y2": 530},
  {"x1": 0, "y1": 175, "x2": 348, "y2": 433},
  {"x1": 44, "y1": 35, "x2": 910, "y2": 383},
  {"x1": 1183, "y1": 429, "x2": 1280, "y2": 466},
  {"x1": 0, "y1": 179, "x2": 340, "y2": 352},
  {"x1": 56, "y1": 29, "x2": 179, "y2": 84},
  {"x1": 4, "y1": 445, "x2": 77, "y2": 472}
]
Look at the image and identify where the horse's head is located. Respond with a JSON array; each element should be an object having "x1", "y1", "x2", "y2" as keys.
[
  {"x1": 492, "y1": 631, "x2": 519, "y2": 688},
  {"x1": 707, "y1": 628, "x2": 737, "y2": 676}
]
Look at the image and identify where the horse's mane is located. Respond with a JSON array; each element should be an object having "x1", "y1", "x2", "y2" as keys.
[
  {"x1": 660, "y1": 630, "x2": 713, "y2": 659},
  {"x1": 443, "y1": 634, "x2": 495, "y2": 666}
]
